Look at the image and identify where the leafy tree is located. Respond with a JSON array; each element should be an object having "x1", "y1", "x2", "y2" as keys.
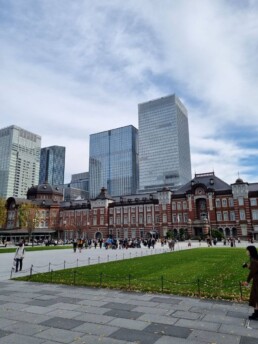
[
  {"x1": 0, "y1": 198, "x2": 7, "y2": 229},
  {"x1": 18, "y1": 203, "x2": 40, "y2": 246}
]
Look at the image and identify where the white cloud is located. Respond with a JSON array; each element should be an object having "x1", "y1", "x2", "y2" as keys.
[{"x1": 1, "y1": 0, "x2": 258, "y2": 184}]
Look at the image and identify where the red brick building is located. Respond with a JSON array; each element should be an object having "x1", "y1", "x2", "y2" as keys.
[{"x1": 2, "y1": 172, "x2": 258, "y2": 243}]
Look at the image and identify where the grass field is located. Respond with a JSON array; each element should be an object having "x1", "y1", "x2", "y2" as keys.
[{"x1": 17, "y1": 248, "x2": 251, "y2": 301}]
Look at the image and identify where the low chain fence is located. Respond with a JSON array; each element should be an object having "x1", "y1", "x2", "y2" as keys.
[{"x1": 10, "y1": 246, "x2": 171, "y2": 279}]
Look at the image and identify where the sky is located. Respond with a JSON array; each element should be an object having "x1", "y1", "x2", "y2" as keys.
[{"x1": 1, "y1": 0, "x2": 258, "y2": 185}]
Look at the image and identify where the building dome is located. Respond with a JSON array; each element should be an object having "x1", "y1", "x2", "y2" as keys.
[
  {"x1": 235, "y1": 178, "x2": 244, "y2": 184},
  {"x1": 27, "y1": 182, "x2": 63, "y2": 201}
]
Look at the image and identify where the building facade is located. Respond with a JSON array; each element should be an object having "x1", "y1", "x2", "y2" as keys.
[
  {"x1": 89, "y1": 125, "x2": 139, "y2": 198},
  {"x1": 2, "y1": 172, "x2": 258, "y2": 243},
  {"x1": 39, "y1": 145, "x2": 65, "y2": 186},
  {"x1": 138, "y1": 94, "x2": 191, "y2": 192},
  {"x1": 0, "y1": 125, "x2": 41, "y2": 199}
]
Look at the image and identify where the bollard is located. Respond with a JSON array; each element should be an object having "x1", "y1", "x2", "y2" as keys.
[{"x1": 30, "y1": 264, "x2": 33, "y2": 277}]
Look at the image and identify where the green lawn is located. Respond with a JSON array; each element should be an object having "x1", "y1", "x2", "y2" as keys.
[
  {"x1": 17, "y1": 248, "x2": 251, "y2": 301},
  {"x1": 0, "y1": 245, "x2": 72, "y2": 254}
]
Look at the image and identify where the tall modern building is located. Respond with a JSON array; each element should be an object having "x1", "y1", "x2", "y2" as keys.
[
  {"x1": 138, "y1": 94, "x2": 191, "y2": 192},
  {"x1": 39, "y1": 146, "x2": 65, "y2": 185},
  {"x1": 89, "y1": 125, "x2": 139, "y2": 198},
  {"x1": 0, "y1": 125, "x2": 41, "y2": 198},
  {"x1": 70, "y1": 172, "x2": 89, "y2": 192}
]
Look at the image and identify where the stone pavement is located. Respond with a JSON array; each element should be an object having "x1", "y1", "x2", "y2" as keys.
[
  {"x1": 0, "y1": 280, "x2": 258, "y2": 344},
  {"x1": 1, "y1": 241, "x2": 258, "y2": 343}
]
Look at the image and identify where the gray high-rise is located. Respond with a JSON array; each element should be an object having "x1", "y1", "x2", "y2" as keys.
[
  {"x1": 89, "y1": 125, "x2": 139, "y2": 198},
  {"x1": 39, "y1": 146, "x2": 65, "y2": 185},
  {"x1": 0, "y1": 125, "x2": 41, "y2": 198},
  {"x1": 138, "y1": 94, "x2": 191, "y2": 192}
]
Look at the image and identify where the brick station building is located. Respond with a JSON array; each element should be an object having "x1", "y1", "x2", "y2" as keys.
[{"x1": 2, "y1": 172, "x2": 258, "y2": 243}]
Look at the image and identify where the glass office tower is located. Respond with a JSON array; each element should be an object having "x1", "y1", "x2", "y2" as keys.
[
  {"x1": 138, "y1": 94, "x2": 191, "y2": 192},
  {"x1": 39, "y1": 146, "x2": 65, "y2": 185},
  {"x1": 0, "y1": 125, "x2": 41, "y2": 198},
  {"x1": 89, "y1": 125, "x2": 139, "y2": 198}
]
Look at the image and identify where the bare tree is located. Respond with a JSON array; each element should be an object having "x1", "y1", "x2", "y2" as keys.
[{"x1": 18, "y1": 203, "x2": 40, "y2": 246}]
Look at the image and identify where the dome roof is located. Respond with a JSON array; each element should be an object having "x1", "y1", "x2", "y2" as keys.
[
  {"x1": 27, "y1": 182, "x2": 63, "y2": 198},
  {"x1": 235, "y1": 178, "x2": 244, "y2": 184}
]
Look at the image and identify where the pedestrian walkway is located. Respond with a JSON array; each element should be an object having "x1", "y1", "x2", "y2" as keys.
[
  {"x1": 1, "y1": 241, "x2": 258, "y2": 343},
  {"x1": 0, "y1": 279, "x2": 257, "y2": 344}
]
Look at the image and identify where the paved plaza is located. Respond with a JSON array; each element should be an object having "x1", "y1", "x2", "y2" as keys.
[{"x1": 0, "y1": 241, "x2": 258, "y2": 343}]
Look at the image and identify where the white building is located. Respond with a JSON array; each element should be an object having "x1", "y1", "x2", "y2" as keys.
[
  {"x1": 0, "y1": 125, "x2": 41, "y2": 198},
  {"x1": 138, "y1": 94, "x2": 192, "y2": 192}
]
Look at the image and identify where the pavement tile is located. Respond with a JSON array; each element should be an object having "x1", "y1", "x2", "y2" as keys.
[
  {"x1": 71, "y1": 333, "x2": 128, "y2": 343},
  {"x1": 73, "y1": 305, "x2": 110, "y2": 315},
  {"x1": 240, "y1": 336, "x2": 258, "y2": 344},
  {"x1": 188, "y1": 329, "x2": 241, "y2": 344},
  {"x1": 45, "y1": 309, "x2": 82, "y2": 319},
  {"x1": 150, "y1": 297, "x2": 182, "y2": 305},
  {"x1": 144, "y1": 322, "x2": 192, "y2": 338},
  {"x1": 101, "y1": 302, "x2": 136, "y2": 311},
  {"x1": 202, "y1": 313, "x2": 245, "y2": 325},
  {"x1": 0, "y1": 319, "x2": 16, "y2": 330},
  {"x1": 104, "y1": 309, "x2": 143, "y2": 320},
  {"x1": 170, "y1": 310, "x2": 201, "y2": 320},
  {"x1": 133, "y1": 306, "x2": 170, "y2": 315},
  {"x1": 138, "y1": 313, "x2": 178, "y2": 325},
  {"x1": 154, "y1": 336, "x2": 201, "y2": 344},
  {"x1": 22, "y1": 305, "x2": 54, "y2": 315},
  {"x1": 72, "y1": 322, "x2": 119, "y2": 336},
  {"x1": 0, "y1": 310, "x2": 50, "y2": 324},
  {"x1": 0, "y1": 329, "x2": 12, "y2": 338},
  {"x1": 35, "y1": 327, "x2": 84, "y2": 343},
  {"x1": 74, "y1": 312, "x2": 114, "y2": 324},
  {"x1": 175, "y1": 318, "x2": 220, "y2": 331},
  {"x1": 3, "y1": 322, "x2": 48, "y2": 336},
  {"x1": 219, "y1": 324, "x2": 258, "y2": 338},
  {"x1": 108, "y1": 317, "x2": 149, "y2": 330},
  {"x1": 39, "y1": 316, "x2": 85, "y2": 330},
  {"x1": 109, "y1": 327, "x2": 161, "y2": 344},
  {"x1": 0, "y1": 333, "x2": 45, "y2": 344},
  {"x1": 48, "y1": 302, "x2": 80, "y2": 311},
  {"x1": 227, "y1": 311, "x2": 248, "y2": 319},
  {"x1": 26, "y1": 299, "x2": 57, "y2": 307}
]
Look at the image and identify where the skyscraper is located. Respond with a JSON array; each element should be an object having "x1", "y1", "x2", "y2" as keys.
[
  {"x1": 39, "y1": 146, "x2": 65, "y2": 185},
  {"x1": 0, "y1": 125, "x2": 41, "y2": 198},
  {"x1": 89, "y1": 125, "x2": 139, "y2": 198},
  {"x1": 138, "y1": 94, "x2": 191, "y2": 192}
]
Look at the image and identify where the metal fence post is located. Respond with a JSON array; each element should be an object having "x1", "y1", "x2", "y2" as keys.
[
  {"x1": 77, "y1": 258, "x2": 79, "y2": 268},
  {"x1": 64, "y1": 260, "x2": 66, "y2": 269},
  {"x1": 30, "y1": 264, "x2": 33, "y2": 277},
  {"x1": 49, "y1": 262, "x2": 51, "y2": 272},
  {"x1": 128, "y1": 274, "x2": 131, "y2": 289},
  {"x1": 197, "y1": 279, "x2": 201, "y2": 297},
  {"x1": 161, "y1": 276, "x2": 164, "y2": 292},
  {"x1": 73, "y1": 270, "x2": 76, "y2": 285},
  {"x1": 88, "y1": 257, "x2": 91, "y2": 265},
  {"x1": 51, "y1": 269, "x2": 53, "y2": 283},
  {"x1": 100, "y1": 272, "x2": 103, "y2": 287},
  {"x1": 239, "y1": 281, "x2": 243, "y2": 301}
]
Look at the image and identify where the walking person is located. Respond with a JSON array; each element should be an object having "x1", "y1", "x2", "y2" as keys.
[
  {"x1": 242, "y1": 246, "x2": 258, "y2": 320},
  {"x1": 14, "y1": 242, "x2": 25, "y2": 272}
]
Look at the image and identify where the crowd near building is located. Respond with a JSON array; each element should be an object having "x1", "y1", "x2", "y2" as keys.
[{"x1": 1, "y1": 94, "x2": 258, "y2": 243}]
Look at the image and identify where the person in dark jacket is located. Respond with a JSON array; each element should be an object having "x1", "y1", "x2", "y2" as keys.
[{"x1": 242, "y1": 245, "x2": 258, "y2": 320}]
